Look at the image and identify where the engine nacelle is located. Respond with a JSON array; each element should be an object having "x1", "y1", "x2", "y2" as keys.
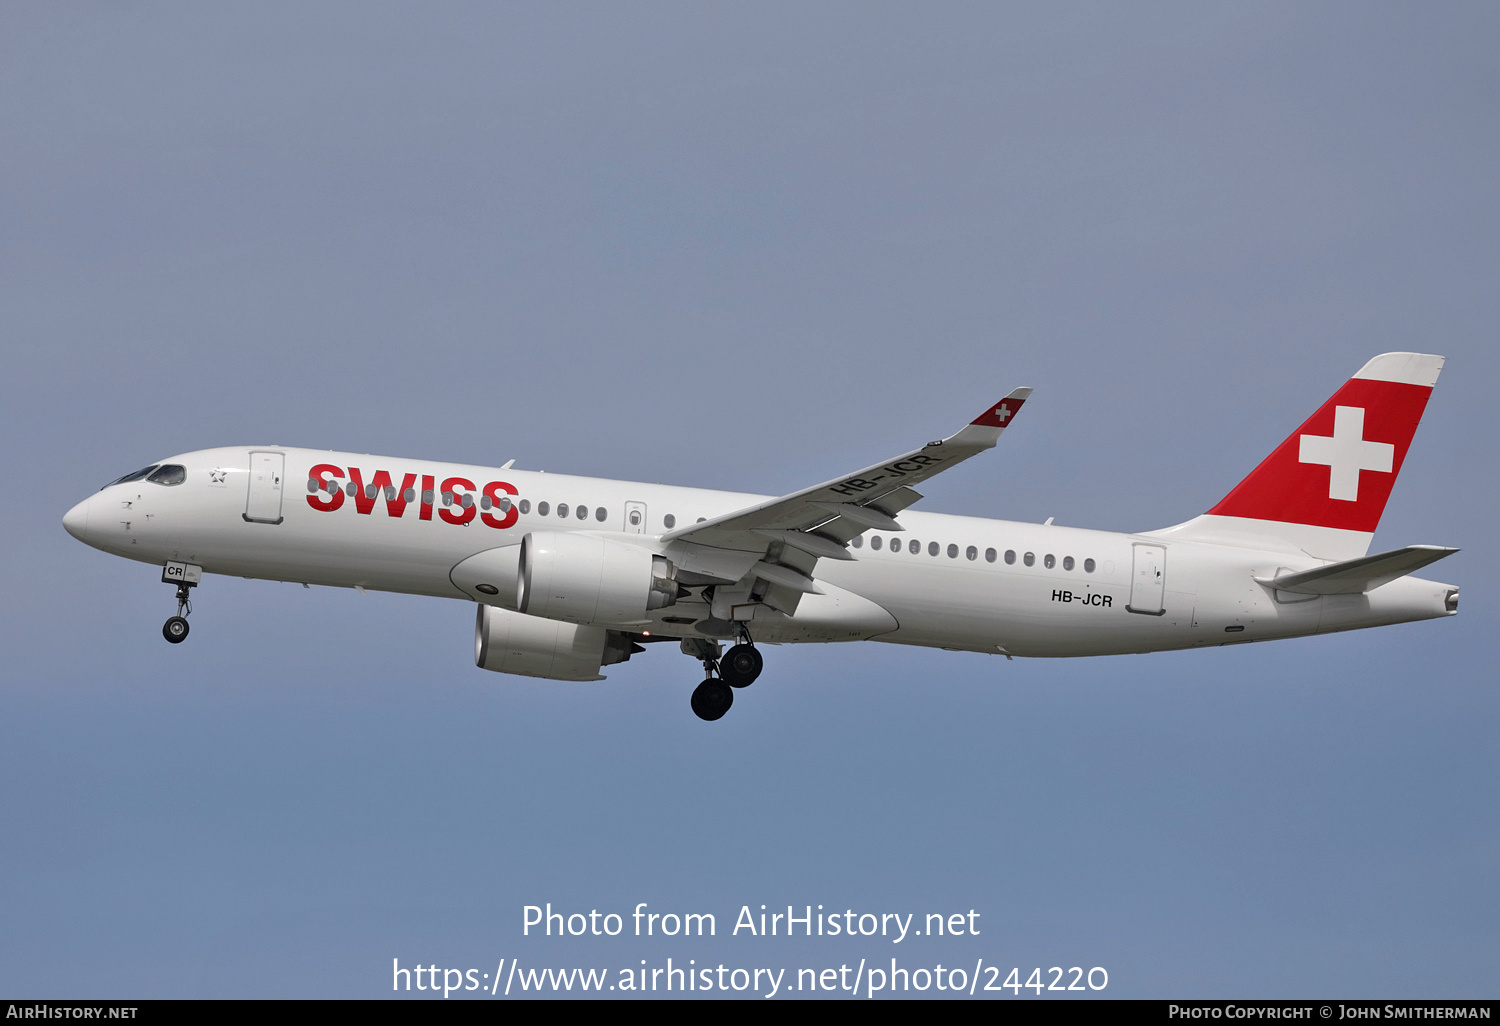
[
  {"x1": 517, "y1": 531, "x2": 678, "y2": 625},
  {"x1": 450, "y1": 544, "x2": 522, "y2": 609},
  {"x1": 475, "y1": 605, "x2": 639, "y2": 681}
]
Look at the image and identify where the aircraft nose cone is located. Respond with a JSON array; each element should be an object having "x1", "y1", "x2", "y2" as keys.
[{"x1": 62, "y1": 496, "x2": 91, "y2": 541}]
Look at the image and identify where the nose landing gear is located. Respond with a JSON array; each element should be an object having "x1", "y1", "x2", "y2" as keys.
[
  {"x1": 160, "y1": 561, "x2": 202, "y2": 644},
  {"x1": 163, "y1": 608, "x2": 190, "y2": 643}
]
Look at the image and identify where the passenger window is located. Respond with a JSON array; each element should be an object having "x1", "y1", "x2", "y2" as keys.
[
  {"x1": 481, "y1": 495, "x2": 493, "y2": 510},
  {"x1": 851, "y1": 535, "x2": 863, "y2": 548},
  {"x1": 404, "y1": 488, "x2": 416, "y2": 503},
  {"x1": 519, "y1": 499, "x2": 531, "y2": 514},
  {"x1": 1044, "y1": 554, "x2": 1055, "y2": 569},
  {"x1": 497, "y1": 496, "x2": 511, "y2": 512},
  {"x1": 871, "y1": 536, "x2": 883, "y2": 550},
  {"x1": 909, "y1": 539, "x2": 920, "y2": 554},
  {"x1": 1024, "y1": 552, "x2": 1035, "y2": 567},
  {"x1": 928, "y1": 542, "x2": 939, "y2": 556},
  {"x1": 576, "y1": 505, "x2": 588, "y2": 520},
  {"x1": 557, "y1": 503, "x2": 569, "y2": 518},
  {"x1": 348, "y1": 483, "x2": 358, "y2": 498},
  {"x1": 422, "y1": 489, "x2": 435, "y2": 504},
  {"x1": 147, "y1": 465, "x2": 186, "y2": 486},
  {"x1": 1063, "y1": 556, "x2": 1074, "y2": 571},
  {"x1": 664, "y1": 514, "x2": 676, "y2": 529},
  {"x1": 947, "y1": 543, "x2": 958, "y2": 558},
  {"x1": 1084, "y1": 558, "x2": 1096, "y2": 573},
  {"x1": 538, "y1": 501, "x2": 550, "y2": 517},
  {"x1": 985, "y1": 547, "x2": 997, "y2": 563},
  {"x1": 966, "y1": 545, "x2": 977, "y2": 561},
  {"x1": 628, "y1": 509, "x2": 641, "y2": 526},
  {"x1": 595, "y1": 507, "x2": 606, "y2": 522}
]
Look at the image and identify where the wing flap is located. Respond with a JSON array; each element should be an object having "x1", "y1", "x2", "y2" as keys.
[
  {"x1": 753, "y1": 529, "x2": 857, "y2": 561},
  {"x1": 662, "y1": 540, "x2": 764, "y2": 582}
]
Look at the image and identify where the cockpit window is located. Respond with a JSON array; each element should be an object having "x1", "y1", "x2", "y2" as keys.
[
  {"x1": 147, "y1": 464, "x2": 186, "y2": 486},
  {"x1": 106, "y1": 465, "x2": 159, "y2": 488}
]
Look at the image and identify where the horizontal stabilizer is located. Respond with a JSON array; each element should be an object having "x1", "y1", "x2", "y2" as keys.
[{"x1": 1254, "y1": 545, "x2": 1457, "y2": 595}]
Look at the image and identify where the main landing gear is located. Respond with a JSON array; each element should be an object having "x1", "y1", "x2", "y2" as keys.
[
  {"x1": 160, "y1": 561, "x2": 202, "y2": 644},
  {"x1": 718, "y1": 642, "x2": 763, "y2": 688},
  {"x1": 682, "y1": 626, "x2": 763, "y2": 721},
  {"x1": 690, "y1": 678, "x2": 733, "y2": 721}
]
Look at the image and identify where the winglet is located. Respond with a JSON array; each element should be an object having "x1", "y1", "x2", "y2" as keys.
[
  {"x1": 969, "y1": 387, "x2": 1032, "y2": 428},
  {"x1": 949, "y1": 387, "x2": 1032, "y2": 449}
]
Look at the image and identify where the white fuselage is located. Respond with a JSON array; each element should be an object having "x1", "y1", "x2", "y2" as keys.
[{"x1": 64, "y1": 446, "x2": 1456, "y2": 659}]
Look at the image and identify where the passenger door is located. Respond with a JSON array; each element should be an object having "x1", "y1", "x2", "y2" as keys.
[
  {"x1": 244, "y1": 451, "x2": 285, "y2": 524},
  {"x1": 1127, "y1": 543, "x2": 1166, "y2": 615}
]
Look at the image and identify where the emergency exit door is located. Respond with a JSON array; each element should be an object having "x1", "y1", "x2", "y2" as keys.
[
  {"x1": 1127, "y1": 543, "x2": 1166, "y2": 615},
  {"x1": 624, "y1": 501, "x2": 647, "y2": 534},
  {"x1": 244, "y1": 451, "x2": 285, "y2": 524}
]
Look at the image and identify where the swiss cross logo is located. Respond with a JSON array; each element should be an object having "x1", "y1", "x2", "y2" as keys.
[
  {"x1": 1297, "y1": 406, "x2": 1395, "y2": 502},
  {"x1": 1207, "y1": 377, "x2": 1433, "y2": 533},
  {"x1": 971, "y1": 397, "x2": 1025, "y2": 429}
]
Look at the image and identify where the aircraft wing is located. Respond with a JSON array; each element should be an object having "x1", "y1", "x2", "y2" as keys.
[{"x1": 661, "y1": 388, "x2": 1031, "y2": 611}]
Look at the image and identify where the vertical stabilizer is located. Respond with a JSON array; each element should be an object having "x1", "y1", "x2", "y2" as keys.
[{"x1": 1151, "y1": 353, "x2": 1443, "y2": 561}]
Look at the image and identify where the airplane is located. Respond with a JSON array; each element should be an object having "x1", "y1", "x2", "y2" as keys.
[{"x1": 62, "y1": 352, "x2": 1458, "y2": 721}]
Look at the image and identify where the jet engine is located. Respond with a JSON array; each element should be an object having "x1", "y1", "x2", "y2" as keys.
[
  {"x1": 450, "y1": 544, "x2": 522, "y2": 609},
  {"x1": 475, "y1": 605, "x2": 641, "y2": 681},
  {"x1": 517, "y1": 531, "x2": 680, "y2": 625}
]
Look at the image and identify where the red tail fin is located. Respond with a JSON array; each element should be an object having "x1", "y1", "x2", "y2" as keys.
[
  {"x1": 1207, "y1": 353, "x2": 1442, "y2": 533},
  {"x1": 1152, "y1": 353, "x2": 1444, "y2": 561}
]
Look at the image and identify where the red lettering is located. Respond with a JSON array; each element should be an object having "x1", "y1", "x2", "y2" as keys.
[
  {"x1": 347, "y1": 467, "x2": 377, "y2": 515},
  {"x1": 481, "y1": 481, "x2": 519, "y2": 529},
  {"x1": 420, "y1": 474, "x2": 435, "y2": 521},
  {"x1": 385, "y1": 472, "x2": 417, "y2": 517},
  {"x1": 439, "y1": 477, "x2": 477, "y2": 525},
  {"x1": 347, "y1": 468, "x2": 417, "y2": 517},
  {"x1": 306, "y1": 464, "x2": 345, "y2": 512}
]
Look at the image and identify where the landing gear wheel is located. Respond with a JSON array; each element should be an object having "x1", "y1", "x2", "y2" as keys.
[
  {"x1": 718, "y1": 643, "x2": 763, "y2": 688},
  {"x1": 163, "y1": 616, "x2": 190, "y2": 644},
  {"x1": 691, "y1": 678, "x2": 734, "y2": 721}
]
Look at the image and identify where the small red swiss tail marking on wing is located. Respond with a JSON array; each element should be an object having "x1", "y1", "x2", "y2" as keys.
[{"x1": 1208, "y1": 378, "x2": 1432, "y2": 532}]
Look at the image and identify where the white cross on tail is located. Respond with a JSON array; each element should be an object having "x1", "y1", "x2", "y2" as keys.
[{"x1": 1298, "y1": 406, "x2": 1394, "y2": 501}]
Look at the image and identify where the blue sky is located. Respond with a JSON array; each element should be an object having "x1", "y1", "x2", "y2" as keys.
[{"x1": 1, "y1": 2, "x2": 1495, "y2": 998}]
